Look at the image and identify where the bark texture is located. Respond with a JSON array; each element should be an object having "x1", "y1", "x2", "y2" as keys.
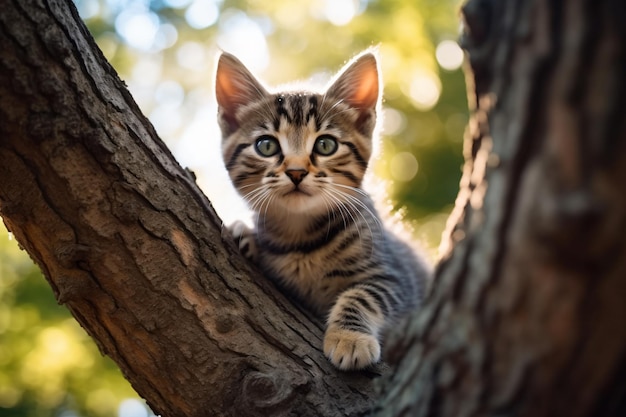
[
  {"x1": 0, "y1": 1, "x2": 379, "y2": 416},
  {"x1": 375, "y1": 0, "x2": 626, "y2": 416}
]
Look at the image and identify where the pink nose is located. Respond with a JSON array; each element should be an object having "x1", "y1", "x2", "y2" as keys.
[{"x1": 285, "y1": 169, "x2": 308, "y2": 185}]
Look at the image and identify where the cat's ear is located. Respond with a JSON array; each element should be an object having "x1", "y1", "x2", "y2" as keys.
[
  {"x1": 215, "y1": 52, "x2": 268, "y2": 135},
  {"x1": 326, "y1": 52, "x2": 379, "y2": 135},
  {"x1": 327, "y1": 52, "x2": 380, "y2": 111}
]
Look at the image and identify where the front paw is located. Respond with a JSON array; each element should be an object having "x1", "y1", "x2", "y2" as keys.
[
  {"x1": 228, "y1": 220, "x2": 258, "y2": 262},
  {"x1": 323, "y1": 326, "x2": 381, "y2": 371}
]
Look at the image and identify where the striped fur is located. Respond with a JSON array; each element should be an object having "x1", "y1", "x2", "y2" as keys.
[{"x1": 216, "y1": 51, "x2": 430, "y2": 370}]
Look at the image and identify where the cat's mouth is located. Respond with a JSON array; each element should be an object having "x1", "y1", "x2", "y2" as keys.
[{"x1": 283, "y1": 188, "x2": 311, "y2": 197}]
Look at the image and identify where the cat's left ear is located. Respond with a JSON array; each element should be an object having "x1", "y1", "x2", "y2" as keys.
[
  {"x1": 327, "y1": 52, "x2": 380, "y2": 134},
  {"x1": 215, "y1": 52, "x2": 268, "y2": 135}
]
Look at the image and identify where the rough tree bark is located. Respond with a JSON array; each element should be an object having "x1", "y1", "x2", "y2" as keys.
[
  {"x1": 1, "y1": 1, "x2": 625, "y2": 417},
  {"x1": 374, "y1": 0, "x2": 626, "y2": 416}
]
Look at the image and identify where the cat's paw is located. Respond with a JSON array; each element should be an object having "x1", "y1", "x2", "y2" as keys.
[
  {"x1": 323, "y1": 327, "x2": 381, "y2": 371},
  {"x1": 228, "y1": 221, "x2": 258, "y2": 262}
]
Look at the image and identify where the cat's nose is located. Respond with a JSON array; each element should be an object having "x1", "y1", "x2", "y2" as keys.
[{"x1": 285, "y1": 169, "x2": 308, "y2": 186}]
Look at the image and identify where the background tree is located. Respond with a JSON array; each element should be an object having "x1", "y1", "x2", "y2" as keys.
[{"x1": 372, "y1": 0, "x2": 626, "y2": 415}]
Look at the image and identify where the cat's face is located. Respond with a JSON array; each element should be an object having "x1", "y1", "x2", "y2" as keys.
[{"x1": 215, "y1": 52, "x2": 379, "y2": 215}]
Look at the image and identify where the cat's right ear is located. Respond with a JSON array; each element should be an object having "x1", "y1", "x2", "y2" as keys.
[{"x1": 215, "y1": 52, "x2": 268, "y2": 135}]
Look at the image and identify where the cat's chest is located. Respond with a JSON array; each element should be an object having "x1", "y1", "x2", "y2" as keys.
[{"x1": 261, "y1": 251, "x2": 356, "y2": 312}]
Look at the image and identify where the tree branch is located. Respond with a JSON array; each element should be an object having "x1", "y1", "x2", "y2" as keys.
[{"x1": 0, "y1": 1, "x2": 379, "y2": 415}]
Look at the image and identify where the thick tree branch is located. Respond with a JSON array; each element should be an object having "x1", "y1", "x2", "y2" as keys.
[{"x1": 0, "y1": 1, "x2": 379, "y2": 416}]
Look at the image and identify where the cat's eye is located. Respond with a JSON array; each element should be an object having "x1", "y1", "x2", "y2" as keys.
[
  {"x1": 313, "y1": 135, "x2": 338, "y2": 156},
  {"x1": 255, "y1": 135, "x2": 281, "y2": 157}
]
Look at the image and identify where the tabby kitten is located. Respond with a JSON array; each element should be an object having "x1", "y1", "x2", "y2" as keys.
[{"x1": 215, "y1": 51, "x2": 429, "y2": 370}]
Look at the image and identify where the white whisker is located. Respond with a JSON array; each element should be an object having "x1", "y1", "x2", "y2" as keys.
[
  {"x1": 320, "y1": 188, "x2": 362, "y2": 247},
  {"x1": 331, "y1": 183, "x2": 383, "y2": 229}
]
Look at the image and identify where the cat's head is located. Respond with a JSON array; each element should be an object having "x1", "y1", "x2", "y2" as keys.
[{"x1": 215, "y1": 51, "x2": 380, "y2": 215}]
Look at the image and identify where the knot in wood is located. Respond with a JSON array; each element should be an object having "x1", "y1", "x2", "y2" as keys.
[
  {"x1": 55, "y1": 272, "x2": 96, "y2": 305},
  {"x1": 215, "y1": 315, "x2": 234, "y2": 334},
  {"x1": 241, "y1": 371, "x2": 294, "y2": 410},
  {"x1": 55, "y1": 243, "x2": 91, "y2": 269}
]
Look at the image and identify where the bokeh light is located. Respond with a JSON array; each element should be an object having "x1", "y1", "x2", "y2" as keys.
[
  {"x1": 75, "y1": 0, "x2": 100, "y2": 19},
  {"x1": 390, "y1": 152, "x2": 419, "y2": 182},
  {"x1": 163, "y1": 0, "x2": 193, "y2": 8},
  {"x1": 436, "y1": 40, "x2": 464, "y2": 71},
  {"x1": 409, "y1": 71, "x2": 442, "y2": 110},
  {"x1": 185, "y1": 0, "x2": 220, "y2": 29},
  {"x1": 382, "y1": 107, "x2": 407, "y2": 136},
  {"x1": 115, "y1": 6, "x2": 160, "y2": 51},
  {"x1": 322, "y1": 0, "x2": 359, "y2": 26},
  {"x1": 216, "y1": 10, "x2": 269, "y2": 72},
  {"x1": 118, "y1": 398, "x2": 150, "y2": 417},
  {"x1": 176, "y1": 41, "x2": 210, "y2": 70}
]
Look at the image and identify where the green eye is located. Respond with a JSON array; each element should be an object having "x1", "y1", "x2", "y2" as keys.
[
  {"x1": 314, "y1": 135, "x2": 338, "y2": 156},
  {"x1": 255, "y1": 135, "x2": 281, "y2": 157}
]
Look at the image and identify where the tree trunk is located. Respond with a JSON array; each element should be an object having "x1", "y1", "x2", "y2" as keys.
[
  {"x1": 0, "y1": 1, "x2": 378, "y2": 416},
  {"x1": 2, "y1": 0, "x2": 625, "y2": 417},
  {"x1": 374, "y1": 0, "x2": 626, "y2": 416}
]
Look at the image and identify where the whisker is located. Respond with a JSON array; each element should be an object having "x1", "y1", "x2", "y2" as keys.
[
  {"x1": 321, "y1": 184, "x2": 384, "y2": 258},
  {"x1": 331, "y1": 183, "x2": 383, "y2": 229},
  {"x1": 320, "y1": 189, "x2": 350, "y2": 238},
  {"x1": 328, "y1": 188, "x2": 372, "y2": 240},
  {"x1": 320, "y1": 188, "x2": 366, "y2": 248}
]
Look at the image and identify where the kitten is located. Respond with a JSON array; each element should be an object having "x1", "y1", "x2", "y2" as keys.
[{"x1": 215, "y1": 50, "x2": 430, "y2": 370}]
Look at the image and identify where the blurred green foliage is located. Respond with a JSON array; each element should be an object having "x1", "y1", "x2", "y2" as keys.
[
  {"x1": 1, "y1": 0, "x2": 466, "y2": 415},
  {"x1": 0, "y1": 227, "x2": 140, "y2": 417}
]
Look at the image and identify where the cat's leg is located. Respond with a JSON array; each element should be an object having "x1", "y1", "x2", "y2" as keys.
[
  {"x1": 228, "y1": 220, "x2": 258, "y2": 262},
  {"x1": 323, "y1": 285, "x2": 387, "y2": 370}
]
